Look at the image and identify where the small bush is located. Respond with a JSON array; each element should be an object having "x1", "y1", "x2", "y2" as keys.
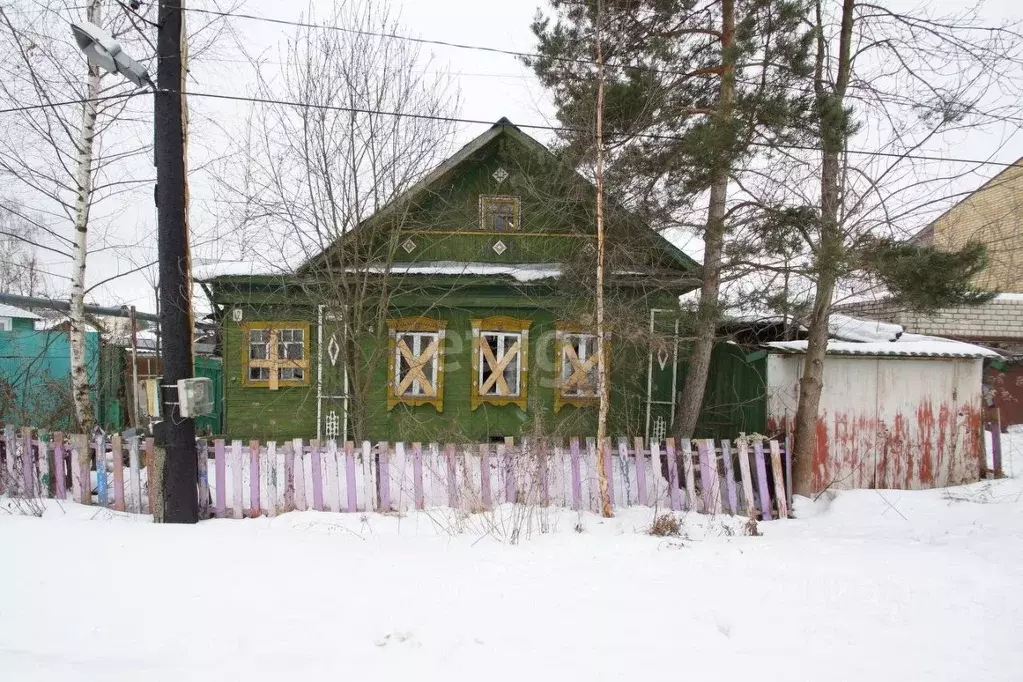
[
  {"x1": 648, "y1": 513, "x2": 683, "y2": 537},
  {"x1": 743, "y1": 517, "x2": 761, "y2": 537}
]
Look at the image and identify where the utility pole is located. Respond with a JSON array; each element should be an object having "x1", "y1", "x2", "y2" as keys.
[{"x1": 155, "y1": 0, "x2": 198, "y2": 523}]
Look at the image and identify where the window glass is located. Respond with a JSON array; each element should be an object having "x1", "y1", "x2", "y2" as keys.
[
  {"x1": 479, "y1": 331, "x2": 521, "y2": 397},
  {"x1": 481, "y1": 196, "x2": 519, "y2": 231}
]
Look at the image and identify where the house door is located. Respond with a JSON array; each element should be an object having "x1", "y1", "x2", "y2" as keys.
[
  {"x1": 317, "y1": 305, "x2": 349, "y2": 442},
  {"x1": 645, "y1": 308, "x2": 680, "y2": 442}
]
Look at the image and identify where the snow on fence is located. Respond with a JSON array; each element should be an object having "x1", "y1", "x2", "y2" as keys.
[{"x1": 0, "y1": 426, "x2": 792, "y2": 520}]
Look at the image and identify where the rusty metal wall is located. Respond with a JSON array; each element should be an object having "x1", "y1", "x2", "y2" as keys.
[{"x1": 766, "y1": 355, "x2": 983, "y2": 493}]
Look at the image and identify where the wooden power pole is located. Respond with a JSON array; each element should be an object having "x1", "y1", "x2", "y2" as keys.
[{"x1": 155, "y1": 0, "x2": 198, "y2": 523}]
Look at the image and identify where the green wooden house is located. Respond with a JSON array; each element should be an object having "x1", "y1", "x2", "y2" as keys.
[{"x1": 200, "y1": 119, "x2": 700, "y2": 443}]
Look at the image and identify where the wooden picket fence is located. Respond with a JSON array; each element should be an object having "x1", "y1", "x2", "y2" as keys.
[{"x1": 0, "y1": 426, "x2": 792, "y2": 520}]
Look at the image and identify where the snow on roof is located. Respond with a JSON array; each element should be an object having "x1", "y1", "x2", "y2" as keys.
[
  {"x1": 765, "y1": 339, "x2": 1000, "y2": 359},
  {"x1": 0, "y1": 303, "x2": 41, "y2": 320},
  {"x1": 828, "y1": 313, "x2": 903, "y2": 342},
  {"x1": 36, "y1": 316, "x2": 100, "y2": 333},
  {"x1": 375, "y1": 262, "x2": 562, "y2": 282},
  {"x1": 192, "y1": 259, "x2": 286, "y2": 281},
  {"x1": 994, "y1": 293, "x2": 1023, "y2": 302}
]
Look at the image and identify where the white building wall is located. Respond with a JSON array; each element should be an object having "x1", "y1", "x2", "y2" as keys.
[{"x1": 767, "y1": 354, "x2": 983, "y2": 492}]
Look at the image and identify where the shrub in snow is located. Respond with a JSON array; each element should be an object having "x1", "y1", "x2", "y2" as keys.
[{"x1": 648, "y1": 512, "x2": 683, "y2": 537}]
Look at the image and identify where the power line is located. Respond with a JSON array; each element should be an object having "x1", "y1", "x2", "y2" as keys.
[
  {"x1": 0, "y1": 91, "x2": 143, "y2": 115},
  {"x1": 183, "y1": 88, "x2": 1023, "y2": 170}
]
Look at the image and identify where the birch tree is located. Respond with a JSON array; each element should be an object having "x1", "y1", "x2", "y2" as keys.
[{"x1": 0, "y1": 0, "x2": 234, "y2": 430}]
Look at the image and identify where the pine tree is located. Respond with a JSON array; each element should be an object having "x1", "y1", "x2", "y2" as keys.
[{"x1": 528, "y1": 0, "x2": 813, "y2": 439}]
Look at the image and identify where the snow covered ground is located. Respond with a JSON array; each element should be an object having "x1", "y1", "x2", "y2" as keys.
[{"x1": 2, "y1": 437, "x2": 1022, "y2": 682}]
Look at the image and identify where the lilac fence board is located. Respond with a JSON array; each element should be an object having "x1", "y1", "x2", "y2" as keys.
[
  {"x1": 325, "y1": 441, "x2": 340, "y2": 512},
  {"x1": 249, "y1": 440, "x2": 261, "y2": 518},
  {"x1": 3, "y1": 426, "x2": 14, "y2": 492},
  {"x1": 681, "y1": 440, "x2": 697, "y2": 511},
  {"x1": 293, "y1": 439, "x2": 307, "y2": 512},
  {"x1": 111, "y1": 435, "x2": 125, "y2": 512},
  {"x1": 283, "y1": 442, "x2": 295, "y2": 511},
  {"x1": 617, "y1": 439, "x2": 633, "y2": 506},
  {"x1": 128, "y1": 436, "x2": 142, "y2": 513},
  {"x1": 214, "y1": 439, "x2": 226, "y2": 517},
  {"x1": 265, "y1": 442, "x2": 279, "y2": 516},
  {"x1": 75, "y1": 434, "x2": 91, "y2": 506},
  {"x1": 503, "y1": 438, "x2": 517, "y2": 505},
  {"x1": 54, "y1": 433, "x2": 67, "y2": 501},
  {"x1": 632, "y1": 437, "x2": 647, "y2": 507},
  {"x1": 21, "y1": 427, "x2": 34, "y2": 498},
  {"x1": 478, "y1": 443, "x2": 491, "y2": 509},
  {"x1": 569, "y1": 437, "x2": 582, "y2": 511},
  {"x1": 769, "y1": 441, "x2": 789, "y2": 519},
  {"x1": 345, "y1": 442, "x2": 358, "y2": 513},
  {"x1": 753, "y1": 440, "x2": 773, "y2": 521},
  {"x1": 737, "y1": 439, "x2": 756, "y2": 518},
  {"x1": 699, "y1": 440, "x2": 723, "y2": 515},
  {"x1": 784, "y1": 432, "x2": 794, "y2": 503},
  {"x1": 361, "y1": 441, "x2": 374, "y2": 512},
  {"x1": 95, "y1": 435, "x2": 107, "y2": 506},
  {"x1": 196, "y1": 439, "x2": 209, "y2": 519},
  {"x1": 721, "y1": 440, "x2": 738, "y2": 515},
  {"x1": 231, "y1": 440, "x2": 244, "y2": 519},
  {"x1": 664, "y1": 439, "x2": 680, "y2": 511},
  {"x1": 310, "y1": 440, "x2": 324, "y2": 512},
  {"x1": 378, "y1": 442, "x2": 390, "y2": 512}
]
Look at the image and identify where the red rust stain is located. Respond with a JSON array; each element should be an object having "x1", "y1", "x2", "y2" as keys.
[
  {"x1": 891, "y1": 412, "x2": 910, "y2": 490},
  {"x1": 964, "y1": 406, "x2": 983, "y2": 481},
  {"x1": 812, "y1": 416, "x2": 830, "y2": 492},
  {"x1": 936, "y1": 402, "x2": 951, "y2": 484},
  {"x1": 917, "y1": 399, "x2": 935, "y2": 486}
]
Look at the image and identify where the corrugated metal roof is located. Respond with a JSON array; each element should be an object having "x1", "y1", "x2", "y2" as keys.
[
  {"x1": 0, "y1": 303, "x2": 41, "y2": 320},
  {"x1": 764, "y1": 339, "x2": 999, "y2": 359}
]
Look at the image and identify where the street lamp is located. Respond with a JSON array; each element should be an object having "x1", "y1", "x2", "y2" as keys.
[
  {"x1": 70, "y1": 21, "x2": 152, "y2": 87},
  {"x1": 72, "y1": 8, "x2": 199, "y2": 524}
]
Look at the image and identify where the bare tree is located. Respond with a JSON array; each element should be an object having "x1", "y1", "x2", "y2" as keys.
[
  {"x1": 212, "y1": 0, "x2": 459, "y2": 440},
  {"x1": 0, "y1": 0, "x2": 236, "y2": 430},
  {"x1": 744, "y1": 1, "x2": 1023, "y2": 493},
  {"x1": 0, "y1": 200, "x2": 47, "y2": 296}
]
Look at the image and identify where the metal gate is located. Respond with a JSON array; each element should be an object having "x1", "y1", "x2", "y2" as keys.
[
  {"x1": 316, "y1": 305, "x2": 349, "y2": 442},
  {"x1": 645, "y1": 308, "x2": 680, "y2": 441}
]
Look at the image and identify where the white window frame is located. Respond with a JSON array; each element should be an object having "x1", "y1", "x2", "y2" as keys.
[{"x1": 0, "y1": 317, "x2": 12, "y2": 332}]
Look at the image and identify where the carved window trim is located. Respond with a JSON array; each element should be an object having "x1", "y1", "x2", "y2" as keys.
[
  {"x1": 241, "y1": 321, "x2": 311, "y2": 390},
  {"x1": 387, "y1": 316, "x2": 446, "y2": 411},
  {"x1": 479, "y1": 195, "x2": 520, "y2": 231},
  {"x1": 470, "y1": 316, "x2": 531, "y2": 410}
]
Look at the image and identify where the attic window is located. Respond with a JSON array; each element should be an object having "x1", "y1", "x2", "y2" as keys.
[{"x1": 480, "y1": 195, "x2": 519, "y2": 231}]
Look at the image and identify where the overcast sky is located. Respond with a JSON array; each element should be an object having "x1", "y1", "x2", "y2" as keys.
[{"x1": 19, "y1": 0, "x2": 1023, "y2": 315}]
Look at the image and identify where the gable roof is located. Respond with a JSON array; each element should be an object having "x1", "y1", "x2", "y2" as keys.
[
  {"x1": 297, "y1": 117, "x2": 699, "y2": 276},
  {"x1": 0, "y1": 303, "x2": 41, "y2": 320}
]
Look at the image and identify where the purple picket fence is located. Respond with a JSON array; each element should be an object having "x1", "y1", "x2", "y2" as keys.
[{"x1": 1, "y1": 425, "x2": 792, "y2": 521}]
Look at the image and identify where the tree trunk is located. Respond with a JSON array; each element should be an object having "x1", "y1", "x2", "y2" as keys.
[
  {"x1": 69, "y1": 0, "x2": 103, "y2": 433},
  {"x1": 791, "y1": 0, "x2": 855, "y2": 494},
  {"x1": 593, "y1": 0, "x2": 613, "y2": 518},
  {"x1": 674, "y1": 0, "x2": 735, "y2": 440}
]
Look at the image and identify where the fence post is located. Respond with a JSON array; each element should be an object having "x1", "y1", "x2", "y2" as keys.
[
  {"x1": 504, "y1": 437, "x2": 517, "y2": 505},
  {"x1": 662, "y1": 439, "x2": 679, "y2": 511},
  {"x1": 324, "y1": 440, "x2": 339, "y2": 513},
  {"x1": 784, "y1": 431, "x2": 794, "y2": 503},
  {"x1": 991, "y1": 409, "x2": 1003, "y2": 478},
  {"x1": 76, "y1": 434, "x2": 92, "y2": 506},
  {"x1": 283, "y1": 441, "x2": 295, "y2": 511},
  {"x1": 360, "y1": 441, "x2": 374, "y2": 512},
  {"x1": 110, "y1": 434, "x2": 125, "y2": 512},
  {"x1": 630, "y1": 437, "x2": 646, "y2": 507},
  {"x1": 266, "y1": 442, "x2": 279, "y2": 516},
  {"x1": 681, "y1": 440, "x2": 697, "y2": 511}
]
